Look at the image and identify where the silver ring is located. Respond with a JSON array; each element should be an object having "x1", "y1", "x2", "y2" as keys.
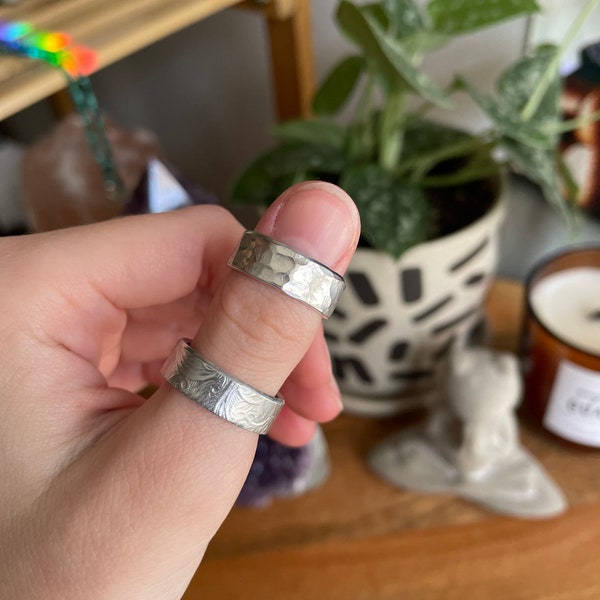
[
  {"x1": 228, "y1": 230, "x2": 345, "y2": 318},
  {"x1": 161, "y1": 339, "x2": 284, "y2": 434}
]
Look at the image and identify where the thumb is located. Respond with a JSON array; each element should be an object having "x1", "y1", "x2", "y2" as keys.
[{"x1": 46, "y1": 182, "x2": 359, "y2": 598}]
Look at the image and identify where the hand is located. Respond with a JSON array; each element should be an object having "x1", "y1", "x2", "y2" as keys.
[{"x1": 0, "y1": 181, "x2": 360, "y2": 599}]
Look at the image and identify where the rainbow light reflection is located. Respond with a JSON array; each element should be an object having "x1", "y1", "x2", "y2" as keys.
[{"x1": 0, "y1": 19, "x2": 96, "y2": 76}]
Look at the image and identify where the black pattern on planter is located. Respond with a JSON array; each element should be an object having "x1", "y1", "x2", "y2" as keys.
[
  {"x1": 322, "y1": 199, "x2": 503, "y2": 401},
  {"x1": 401, "y1": 268, "x2": 422, "y2": 303},
  {"x1": 449, "y1": 237, "x2": 489, "y2": 272},
  {"x1": 348, "y1": 272, "x2": 379, "y2": 305},
  {"x1": 324, "y1": 330, "x2": 339, "y2": 343},
  {"x1": 467, "y1": 317, "x2": 487, "y2": 345},
  {"x1": 389, "y1": 341, "x2": 409, "y2": 361},
  {"x1": 331, "y1": 306, "x2": 347, "y2": 320},
  {"x1": 464, "y1": 272, "x2": 486, "y2": 286},
  {"x1": 390, "y1": 369, "x2": 432, "y2": 381},
  {"x1": 412, "y1": 294, "x2": 453, "y2": 323},
  {"x1": 431, "y1": 306, "x2": 479, "y2": 336},
  {"x1": 333, "y1": 356, "x2": 373, "y2": 383},
  {"x1": 349, "y1": 318, "x2": 387, "y2": 343},
  {"x1": 432, "y1": 335, "x2": 456, "y2": 361}
]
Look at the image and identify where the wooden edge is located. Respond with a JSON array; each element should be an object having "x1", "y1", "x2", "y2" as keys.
[
  {"x1": 237, "y1": 0, "x2": 297, "y2": 20},
  {"x1": 265, "y1": 0, "x2": 315, "y2": 120}
]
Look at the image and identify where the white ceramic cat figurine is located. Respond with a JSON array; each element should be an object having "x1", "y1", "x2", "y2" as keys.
[{"x1": 369, "y1": 347, "x2": 567, "y2": 518}]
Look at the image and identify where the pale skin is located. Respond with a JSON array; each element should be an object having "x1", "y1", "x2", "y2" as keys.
[{"x1": 0, "y1": 181, "x2": 360, "y2": 599}]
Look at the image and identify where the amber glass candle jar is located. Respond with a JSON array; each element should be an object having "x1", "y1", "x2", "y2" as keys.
[{"x1": 522, "y1": 246, "x2": 600, "y2": 447}]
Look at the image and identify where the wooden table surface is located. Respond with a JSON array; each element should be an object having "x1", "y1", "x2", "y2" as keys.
[{"x1": 184, "y1": 279, "x2": 600, "y2": 599}]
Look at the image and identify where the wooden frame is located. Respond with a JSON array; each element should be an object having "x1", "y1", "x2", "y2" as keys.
[{"x1": 0, "y1": 0, "x2": 315, "y2": 121}]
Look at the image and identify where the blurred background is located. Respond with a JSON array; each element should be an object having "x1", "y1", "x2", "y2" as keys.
[{"x1": 1, "y1": 0, "x2": 599, "y2": 277}]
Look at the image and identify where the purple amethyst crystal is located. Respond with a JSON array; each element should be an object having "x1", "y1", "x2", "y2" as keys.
[
  {"x1": 237, "y1": 426, "x2": 330, "y2": 507},
  {"x1": 122, "y1": 157, "x2": 217, "y2": 216}
]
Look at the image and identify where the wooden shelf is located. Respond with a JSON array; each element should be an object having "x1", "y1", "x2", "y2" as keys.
[
  {"x1": 185, "y1": 279, "x2": 600, "y2": 599},
  {"x1": 0, "y1": 0, "x2": 314, "y2": 121}
]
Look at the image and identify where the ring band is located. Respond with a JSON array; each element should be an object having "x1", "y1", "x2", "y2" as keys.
[
  {"x1": 161, "y1": 339, "x2": 284, "y2": 434},
  {"x1": 228, "y1": 231, "x2": 345, "y2": 318}
]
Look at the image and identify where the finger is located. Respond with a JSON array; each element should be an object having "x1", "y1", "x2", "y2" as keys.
[
  {"x1": 169, "y1": 178, "x2": 359, "y2": 515},
  {"x1": 279, "y1": 330, "x2": 342, "y2": 423},
  {"x1": 106, "y1": 358, "x2": 165, "y2": 392},
  {"x1": 48, "y1": 182, "x2": 359, "y2": 596},
  {"x1": 81, "y1": 204, "x2": 240, "y2": 308},
  {"x1": 193, "y1": 181, "x2": 359, "y2": 395},
  {"x1": 7, "y1": 205, "x2": 242, "y2": 370},
  {"x1": 111, "y1": 328, "x2": 341, "y2": 427},
  {"x1": 115, "y1": 327, "x2": 341, "y2": 438},
  {"x1": 267, "y1": 407, "x2": 317, "y2": 447},
  {"x1": 118, "y1": 291, "x2": 207, "y2": 364}
]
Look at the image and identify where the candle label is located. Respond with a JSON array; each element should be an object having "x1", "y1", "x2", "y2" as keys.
[{"x1": 544, "y1": 360, "x2": 600, "y2": 447}]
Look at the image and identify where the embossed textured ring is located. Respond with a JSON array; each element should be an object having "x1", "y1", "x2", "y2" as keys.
[
  {"x1": 161, "y1": 339, "x2": 284, "y2": 434},
  {"x1": 228, "y1": 230, "x2": 346, "y2": 318}
]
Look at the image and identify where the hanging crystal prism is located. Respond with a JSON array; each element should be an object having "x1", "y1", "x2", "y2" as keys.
[{"x1": 0, "y1": 19, "x2": 124, "y2": 200}]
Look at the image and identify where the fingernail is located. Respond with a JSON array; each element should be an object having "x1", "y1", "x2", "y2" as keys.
[{"x1": 257, "y1": 181, "x2": 359, "y2": 267}]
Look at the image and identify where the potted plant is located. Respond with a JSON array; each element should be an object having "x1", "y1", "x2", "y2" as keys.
[{"x1": 232, "y1": 0, "x2": 598, "y2": 415}]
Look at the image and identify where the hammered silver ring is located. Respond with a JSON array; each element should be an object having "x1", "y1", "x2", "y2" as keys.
[
  {"x1": 228, "y1": 230, "x2": 345, "y2": 318},
  {"x1": 161, "y1": 339, "x2": 284, "y2": 434}
]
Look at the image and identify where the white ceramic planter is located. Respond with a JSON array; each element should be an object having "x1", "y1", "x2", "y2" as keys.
[{"x1": 324, "y1": 193, "x2": 505, "y2": 416}]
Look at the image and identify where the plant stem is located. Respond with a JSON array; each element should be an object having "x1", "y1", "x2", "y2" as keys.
[
  {"x1": 379, "y1": 89, "x2": 406, "y2": 172},
  {"x1": 407, "y1": 101, "x2": 435, "y2": 122},
  {"x1": 550, "y1": 108, "x2": 600, "y2": 134},
  {"x1": 356, "y1": 74, "x2": 375, "y2": 123},
  {"x1": 398, "y1": 135, "x2": 492, "y2": 180},
  {"x1": 407, "y1": 78, "x2": 461, "y2": 122},
  {"x1": 520, "y1": 0, "x2": 600, "y2": 122},
  {"x1": 421, "y1": 163, "x2": 502, "y2": 188},
  {"x1": 556, "y1": 151, "x2": 580, "y2": 202},
  {"x1": 347, "y1": 75, "x2": 375, "y2": 160}
]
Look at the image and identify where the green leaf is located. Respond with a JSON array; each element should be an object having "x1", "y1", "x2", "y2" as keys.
[
  {"x1": 398, "y1": 121, "x2": 491, "y2": 181},
  {"x1": 361, "y1": 3, "x2": 389, "y2": 30},
  {"x1": 421, "y1": 146, "x2": 500, "y2": 187},
  {"x1": 382, "y1": 0, "x2": 427, "y2": 38},
  {"x1": 401, "y1": 30, "x2": 450, "y2": 55},
  {"x1": 361, "y1": 0, "x2": 427, "y2": 39},
  {"x1": 459, "y1": 79, "x2": 554, "y2": 148},
  {"x1": 312, "y1": 55, "x2": 364, "y2": 116},
  {"x1": 336, "y1": 0, "x2": 450, "y2": 107},
  {"x1": 347, "y1": 118, "x2": 379, "y2": 162},
  {"x1": 231, "y1": 166, "x2": 302, "y2": 208},
  {"x1": 501, "y1": 137, "x2": 573, "y2": 223},
  {"x1": 402, "y1": 120, "x2": 472, "y2": 156},
  {"x1": 341, "y1": 164, "x2": 431, "y2": 257},
  {"x1": 274, "y1": 119, "x2": 346, "y2": 149},
  {"x1": 231, "y1": 142, "x2": 346, "y2": 206},
  {"x1": 497, "y1": 44, "x2": 560, "y2": 126},
  {"x1": 427, "y1": 0, "x2": 540, "y2": 35}
]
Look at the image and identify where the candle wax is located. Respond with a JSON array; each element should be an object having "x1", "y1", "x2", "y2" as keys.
[{"x1": 530, "y1": 267, "x2": 600, "y2": 356}]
